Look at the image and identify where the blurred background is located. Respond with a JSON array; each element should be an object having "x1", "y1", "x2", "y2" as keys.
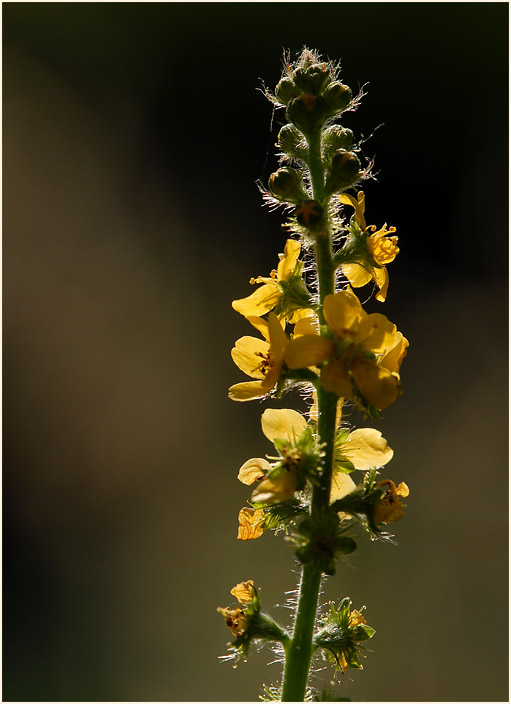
[{"x1": 3, "y1": 3, "x2": 508, "y2": 702}]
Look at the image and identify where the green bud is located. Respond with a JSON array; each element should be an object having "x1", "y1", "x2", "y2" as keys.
[
  {"x1": 268, "y1": 167, "x2": 308, "y2": 204},
  {"x1": 324, "y1": 150, "x2": 361, "y2": 197},
  {"x1": 287, "y1": 94, "x2": 326, "y2": 135},
  {"x1": 324, "y1": 82, "x2": 353, "y2": 117},
  {"x1": 322, "y1": 125, "x2": 354, "y2": 160},
  {"x1": 295, "y1": 199, "x2": 324, "y2": 229},
  {"x1": 277, "y1": 124, "x2": 309, "y2": 160},
  {"x1": 293, "y1": 63, "x2": 330, "y2": 94},
  {"x1": 275, "y1": 76, "x2": 301, "y2": 105}
]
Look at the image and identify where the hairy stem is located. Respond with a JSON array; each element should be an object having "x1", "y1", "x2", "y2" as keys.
[{"x1": 281, "y1": 126, "x2": 338, "y2": 702}]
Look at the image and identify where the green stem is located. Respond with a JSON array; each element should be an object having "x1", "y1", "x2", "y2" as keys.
[{"x1": 281, "y1": 125, "x2": 339, "y2": 702}]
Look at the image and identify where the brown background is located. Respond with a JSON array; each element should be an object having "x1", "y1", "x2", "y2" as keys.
[{"x1": 3, "y1": 3, "x2": 508, "y2": 701}]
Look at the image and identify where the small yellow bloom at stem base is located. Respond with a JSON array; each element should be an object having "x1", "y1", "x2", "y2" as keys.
[
  {"x1": 373, "y1": 480, "x2": 410, "y2": 524},
  {"x1": 217, "y1": 606, "x2": 248, "y2": 637},
  {"x1": 237, "y1": 507, "x2": 265, "y2": 540}
]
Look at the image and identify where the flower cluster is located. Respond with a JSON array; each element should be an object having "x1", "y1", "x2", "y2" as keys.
[{"x1": 219, "y1": 48, "x2": 410, "y2": 700}]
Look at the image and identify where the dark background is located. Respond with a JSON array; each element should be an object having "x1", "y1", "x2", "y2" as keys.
[{"x1": 3, "y1": 2, "x2": 508, "y2": 701}]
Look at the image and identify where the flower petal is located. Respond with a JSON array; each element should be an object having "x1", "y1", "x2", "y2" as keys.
[
  {"x1": 343, "y1": 428, "x2": 393, "y2": 470},
  {"x1": 355, "y1": 313, "x2": 397, "y2": 354},
  {"x1": 238, "y1": 457, "x2": 272, "y2": 485},
  {"x1": 276, "y1": 239, "x2": 301, "y2": 281},
  {"x1": 261, "y1": 408, "x2": 307, "y2": 444},
  {"x1": 237, "y1": 508, "x2": 264, "y2": 540},
  {"x1": 231, "y1": 336, "x2": 269, "y2": 379},
  {"x1": 374, "y1": 267, "x2": 389, "y2": 303},
  {"x1": 232, "y1": 283, "x2": 280, "y2": 318},
  {"x1": 246, "y1": 315, "x2": 270, "y2": 340},
  {"x1": 267, "y1": 312, "x2": 288, "y2": 362},
  {"x1": 323, "y1": 291, "x2": 364, "y2": 338},
  {"x1": 351, "y1": 359, "x2": 401, "y2": 410},
  {"x1": 293, "y1": 314, "x2": 320, "y2": 337},
  {"x1": 342, "y1": 262, "x2": 372, "y2": 289},
  {"x1": 228, "y1": 380, "x2": 268, "y2": 402},
  {"x1": 251, "y1": 471, "x2": 296, "y2": 505},
  {"x1": 379, "y1": 332, "x2": 409, "y2": 374},
  {"x1": 285, "y1": 334, "x2": 334, "y2": 369},
  {"x1": 231, "y1": 580, "x2": 256, "y2": 604},
  {"x1": 321, "y1": 360, "x2": 353, "y2": 398},
  {"x1": 330, "y1": 470, "x2": 357, "y2": 503}
]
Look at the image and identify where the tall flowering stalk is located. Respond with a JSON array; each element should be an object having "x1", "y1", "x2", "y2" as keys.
[{"x1": 218, "y1": 48, "x2": 409, "y2": 702}]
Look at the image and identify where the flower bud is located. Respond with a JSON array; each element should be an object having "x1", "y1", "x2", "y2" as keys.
[
  {"x1": 268, "y1": 167, "x2": 308, "y2": 204},
  {"x1": 287, "y1": 94, "x2": 326, "y2": 135},
  {"x1": 277, "y1": 124, "x2": 308, "y2": 160},
  {"x1": 324, "y1": 150, "x2": 361, "y2": 197},
  {"x1": 292, "y1": 62, "x2": 330, "y2": 94},
  {"x1": 322, "y1": 125, "x2": 354, "y2": 160},
  {"x1": 324, "y1": 81, "x2": 353, "y2": 116},
  {"x1": 295, "y1": 199, "x2": 324, "y2": 229},
  {"x1": 275, "y1": 76, "x2": 301, "y2": 105}
]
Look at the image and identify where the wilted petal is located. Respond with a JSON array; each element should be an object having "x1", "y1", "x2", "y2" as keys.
[
  {"x1": 237, "y1": 507, "x2": 264, "y2": 540},
  {"x1": 238, "y1": 457, "x2": 271, "y2": 485},
  {"x1": 231, "y1": 580, "x2": 256, "y2": 604},
  {"x1": 261, "y1": 408, "x2": 307, "y2": 443}
]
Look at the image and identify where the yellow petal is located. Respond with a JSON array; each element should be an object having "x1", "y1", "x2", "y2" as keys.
[
  {"x1": 231, "y1": 336, "x2": 269, "y2": 379},
  {"x1": 351, "y1": 359, "x2": 401, "y2": 410},
  {"x1": 250, "y1": 471, "x2": 296, "y2": 505},
  {"x1": 285, "y1": 334, "x2": 334, "y2": 369},
  {"x1": 355, "y1": 312, "x2": 397, "y2": 354},
  {"x1": 343, "y1": 428, "x2": 393, "y2": 470},
  {"x1": 342, "y1": 262, "x2": 372, "y2": 289},
  {"x1": 238, "y1": 457, "x2": 271, "y2": 485},
  {"x1": 246, "y1": 315, "x2": 270, "y2": 340},
  {"x1": 231, "y1": 580, "x2": 256, "y2": 604},
  {"x1": 228, "y1": 380, "x2": 268, "y2": 402},
  {"x1": 261, "y1": 408, "x2": 307, "y2": 444},
  {"x1": 276, "y1": 239, "x2": 301, "y2": 281},
  {"x1": 267, "y1": 312, "x2": 288, "y2": 362},
  {"x1": 339, "y1": 191, "x2": 366, "y2": 230},
  {"x1": 232, "y1": 283, "x2": 280, "y2": 317},
  {"x1": 323, "y1": 291, "x2": 364, "y2": 339},
  {"x1": 373, "y1": 267, "x2": 389, "y2": 302},
  {"x1": 320, "y1": 360, "x2": 353, "y2": 399},
  {"x1": 368, "y1": 226, "x2": 399, "y2": 265},
  {"x1": 237, "y1": 508, "x2": 264, "y2": 540},
  {"x1": 396, "y1": 481, "x2": 410, "y2": 497},
  {"x1": 293, "y1": 314, "x2": 320, "y2": 337},
  {"x1": 330, "y1": 470, "x2": 357, "y2": 503},
  {"x1": 289, "y1": 307, "x2": 317, "y2": 325},
  {"x1": 379, "y1": 332, "x2": 409, "y2": 374}
]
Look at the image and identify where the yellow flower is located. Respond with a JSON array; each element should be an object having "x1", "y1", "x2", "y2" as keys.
[
  {"x1": 228, "y1": 312, "x2": 289, "y2": 402},
  {"x1": 217, "y1": 606, "x2": 248, "y2": 637},
  {"x1": 339, "y1": 191, "x2": 399, "y2": 302},
  {"x1": 232, "y1": 239, "x2": 312, "y2": 322},
  {"x1": 231, "y1": 580, "x2": 256, "y2": 604},
  {"x1": 250, "y1": 408, "x2": 307, "y2": 505},
  {"x1": 285, "y1": 290, "x2": 408, "y2": 410},
  {"x1": 237, "y1": 507, "x2": 265, "y2": 540},
  {"x1": 373, "y1": 479, "x2": 410, "y2": 524}
]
